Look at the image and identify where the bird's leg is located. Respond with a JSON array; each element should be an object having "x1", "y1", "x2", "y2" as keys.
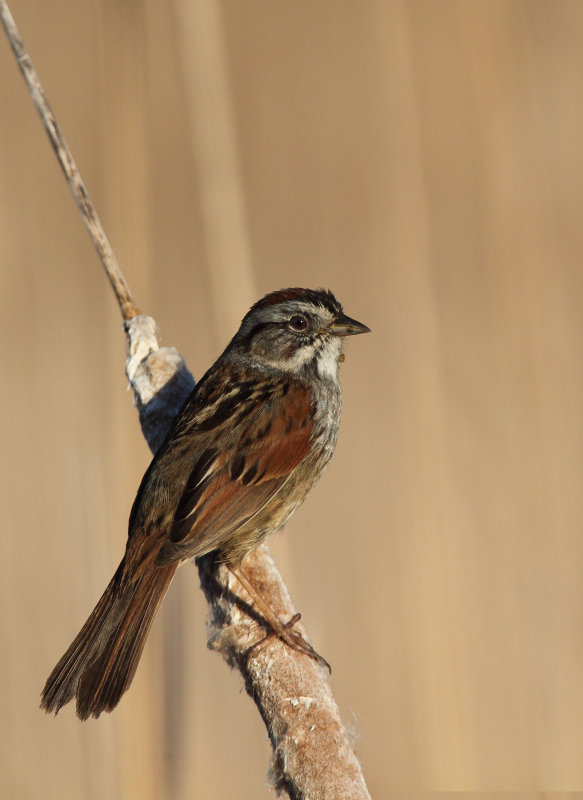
[{"x1": 228, "y1": 565, "x2": 331, "y2": 671}]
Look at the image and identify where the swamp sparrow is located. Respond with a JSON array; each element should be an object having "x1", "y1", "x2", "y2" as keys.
[{"x1": 41, "y1": 287, "x2": 369, "y2": 719}]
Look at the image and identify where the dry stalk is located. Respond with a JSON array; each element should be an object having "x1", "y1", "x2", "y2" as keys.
[
  {"x1": 0, "y1": 0, "x2": 139, "y2": 321},
  {"x1": 124, "y1": 317, "x2": 372, "y2": 800},
  {"x1": 1, "y1": 2, "x2": 371, "y2": 796}
]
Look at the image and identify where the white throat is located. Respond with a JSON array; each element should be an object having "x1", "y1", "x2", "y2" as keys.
[{"x1": 316, "y1": 337, "x2": 341, "y2": 381}]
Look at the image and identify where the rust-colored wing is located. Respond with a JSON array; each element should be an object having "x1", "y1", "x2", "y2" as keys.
[{"x1": 128, "y1": 371, "x2": 314, "y2": 567}]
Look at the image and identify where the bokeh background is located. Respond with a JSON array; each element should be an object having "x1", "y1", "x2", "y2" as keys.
[{"x1": 1, "y1": 1, "x2": 582, "y2": 797}]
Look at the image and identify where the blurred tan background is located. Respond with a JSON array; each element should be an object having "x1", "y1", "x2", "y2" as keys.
[{"x1": 1, "y1": 0, "x2": 583, "y2": 797}]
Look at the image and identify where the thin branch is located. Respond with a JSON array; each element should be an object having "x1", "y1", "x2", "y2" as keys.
[
  {"x1": 0, "y1": 0, "x2": 139, "y2": 321},
  {"x1": 2, "y1": 2, "x2": 371, "y2": 796}
]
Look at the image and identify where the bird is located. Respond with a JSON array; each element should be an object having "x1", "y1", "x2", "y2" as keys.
[{"x1": 41, "y1": 287, "x2": 370, "y2": 719}]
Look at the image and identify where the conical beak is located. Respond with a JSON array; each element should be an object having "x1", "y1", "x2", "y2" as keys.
[{"x1": 329, "y1": 313, "x2": 371, "y2": 337}]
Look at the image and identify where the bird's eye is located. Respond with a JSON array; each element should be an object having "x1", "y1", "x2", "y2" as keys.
[{"x1": 289, "y1": 314, "x2": 308, "y2": 331}]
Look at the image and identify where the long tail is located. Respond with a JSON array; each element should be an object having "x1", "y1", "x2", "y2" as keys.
[{"x1": 41, "y1": 560, "x2": 177, "y2": 720}]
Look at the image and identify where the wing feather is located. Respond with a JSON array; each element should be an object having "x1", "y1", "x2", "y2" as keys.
[{"x1": 130, "y1": 376, "x2": 314, "y2": 566}]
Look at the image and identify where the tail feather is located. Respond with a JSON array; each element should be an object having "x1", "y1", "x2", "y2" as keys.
[{"x1": 41, "y1": 562, "x2": 176, "y2": 720}]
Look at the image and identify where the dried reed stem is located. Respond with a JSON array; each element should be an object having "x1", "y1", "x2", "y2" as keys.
[
  {"x1": 0, "y1": 0, "x2": 139, "y2": 321},
  {"x1": 2, "y1": 1, "x2": 371, "y2": 796},
  {"x1": 125, "y1": 317, "x2": 372, "y2": 800}
]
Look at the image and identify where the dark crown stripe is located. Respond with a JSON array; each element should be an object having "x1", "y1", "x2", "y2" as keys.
[{"x1": 247, "y1": 288, "x2": 342, "y2": 318}]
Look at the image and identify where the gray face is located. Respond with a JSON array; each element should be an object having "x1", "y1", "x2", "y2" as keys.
[{"x1": 230, "y1": 300, "x2": 343, "y2": 380}]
